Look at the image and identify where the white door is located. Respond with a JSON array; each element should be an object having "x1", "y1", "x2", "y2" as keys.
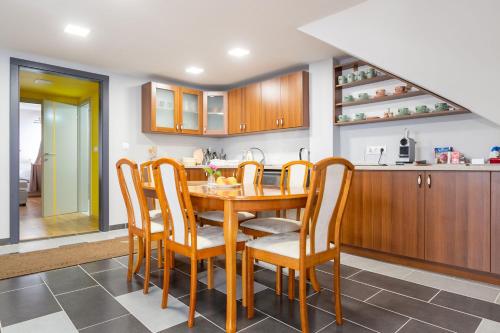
[{"x1": 42, "y1": 101, "x2": 78, "y2": 217}]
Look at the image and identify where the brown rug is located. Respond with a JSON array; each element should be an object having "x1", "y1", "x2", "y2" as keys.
[{"x1": 0, "y1": 236, "x2": 152, "y2": 279}]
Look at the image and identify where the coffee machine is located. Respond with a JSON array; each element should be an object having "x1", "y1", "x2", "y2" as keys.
[{"x1": 397, "y1": 128, "x2": 416, "y2": 164}]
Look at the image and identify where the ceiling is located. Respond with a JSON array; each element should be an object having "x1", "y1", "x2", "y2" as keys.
[
  {"x1": 0, "y1": 0, "x2": 364, "y2": 85},
  {"x1": 20, "y1": 69, "x2": 99, "y2": 99}
]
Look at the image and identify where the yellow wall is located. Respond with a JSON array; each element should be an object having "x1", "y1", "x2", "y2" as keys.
[{"x1": 20, "y1": 71, "x2": 100, "y2": 218}]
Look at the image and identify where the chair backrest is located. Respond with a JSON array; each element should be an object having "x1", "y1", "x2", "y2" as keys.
[
  {"x1": 300, "y1": 157, "x2": 354, "y2": 256},
  {"x1": 280, "y1": 160, "x2": 313, "y2": 188},
  {"x1": 152, "y1": 158, "x2": 197, "y2": 249},
  {"x1": 236, "y1": 161, "x2": 263, "y2": 185},
  {"x1": 116, "y1": 158, "x2": 151, "y2": 231},
  {"x1": 140, "y1": 161, "x2": 154, "y2": 184}
]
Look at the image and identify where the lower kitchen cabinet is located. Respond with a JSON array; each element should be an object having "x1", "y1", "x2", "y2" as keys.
[
  {"x1": 342, "y1": 170, "x2": 492, "y2": 273},
  {"x1": 186, "y1": 168, "x2": 236, "y2": 181},
  {"x1": 341, "y1": 171, "x2": 424, "y2": 258},
  {"x1": 424, "y1": 171, "x2": 490, "y2": 272},
  {"x1": 492, "y1": 173, "x2": 500, "y2": 274}
]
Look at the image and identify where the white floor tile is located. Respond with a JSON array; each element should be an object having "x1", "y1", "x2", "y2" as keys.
[
  {"x1": 198, "y1": 267, "x2": 267, "y2": 299},
  {"x1": 116, "y1": 286, "x2": 194, "y2": 332},
  {"x1": 3, "y1": 311, "x2": 77, "y2": 333},
  {"x1": 403, "y1": 270, "x2": 499, "y2": 302},
  {"x1": 474, "y1": 319, "x2": 500, "y2": 333},
  {"x1": 18, "y1": 235, "x2": 86, "y2": 253},
  {"x1": 340, "y1": 253, "x2": 414, "y2": 279},
  {"x1": 0, "y1": 244, "x2": 20, "y2": 255}
]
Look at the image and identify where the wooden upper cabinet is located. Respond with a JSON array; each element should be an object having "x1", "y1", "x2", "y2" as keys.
[
  {"x1": 280, "y1": 71, "x2": 309, "y2": 129},
  {"x1": 142, "y1": 82, "x2": 179, "y2": 133},
  {"x1": 424, "y1": 171, "x2": 491, "y2": 272},
  {"x1": 243, "y1": 82, "x2": 262, "y2": 133},
  {"x1": 179, "y1": 87, "x2": 203, "y2": 135},
  {"x1": 492, "y1": 173, "x2": 500, "y2": 274},
  {"x1": 261, "y1": 77, "x2": 281, "y2": 130},
  {"x1": 203, "y1": 91, "x2": 227, "y2": 135},
  {"x1": 228, "y1": 88, "x2": 244, "y2": 134}
]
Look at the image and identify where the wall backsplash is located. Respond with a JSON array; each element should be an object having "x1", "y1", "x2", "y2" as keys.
[{"x1": 339, "y1": 113, "x2": 500, "y2": 165}]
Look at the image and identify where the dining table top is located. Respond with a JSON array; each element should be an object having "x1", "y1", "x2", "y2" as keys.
[{"x1": 142, "y1": 181, "x2": 310, "y2": 201}]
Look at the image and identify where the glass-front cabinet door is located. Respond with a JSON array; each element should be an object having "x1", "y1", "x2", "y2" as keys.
[
  {"x1": 142, "y1": 82, "x2": 179, "y2": 133},
  {"x1": 179, "y1": 87, "x2": 203, "y2": 134},
  {"x1": 203, "y1": 91, "x2": 227, "y2": 135}
]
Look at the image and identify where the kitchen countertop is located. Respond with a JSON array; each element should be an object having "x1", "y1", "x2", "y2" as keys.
[
  {"x1": 183, "y1": 164, "x2": 284, "y2": 170},
  {"x1": 354, "y1": 164, "x2": 500, "y2": 171}
]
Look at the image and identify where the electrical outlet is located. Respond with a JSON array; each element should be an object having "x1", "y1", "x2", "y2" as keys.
[{"x1": 366, "y1": 145, "x2": 386, "y2": 155}]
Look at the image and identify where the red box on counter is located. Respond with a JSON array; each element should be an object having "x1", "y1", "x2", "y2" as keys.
[{"x1": 490, "y1": 158, "x2": 500, "y2": 164}]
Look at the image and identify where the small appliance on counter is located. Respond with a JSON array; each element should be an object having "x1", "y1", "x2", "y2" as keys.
[
  {"x1": 489, "y1": 146, "x2": 500, "y2": 164},
  {"x1": 396, "y1": 128, "x2": 416, "y2": 165}
]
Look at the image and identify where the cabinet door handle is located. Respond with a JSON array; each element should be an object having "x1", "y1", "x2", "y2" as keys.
[
  {"x1": 180, "y1": 124, "x2": 183, "y2": 131},
  {"x1": 280, "y1": 118, "x2": 284, "y2": 127},
  {"x1": 417, "y1": 175, "x2": 422, "y2": 187},
  {"x1": 203, "y1": 127, "x2": 207, "y2": 133},
  {"x1": 276, "y1": 119, "x2": 279, "y2": 127},
  {"x1": 243, "y1": 123, "x2": 246, "y2": 131},
  {"x1": 427, "y1": 174, "x2": 431, "y2": 188}
]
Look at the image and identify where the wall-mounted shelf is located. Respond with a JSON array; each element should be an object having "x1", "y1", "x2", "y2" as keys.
[
  {"x1": 333, "y1": 60, "x2": 471, "y2": 126},
  {"x1": 337, "y1": 90, "x2": 426, "y2": 107},
  {"x1": 335, "y1": 109, "x2": 469, "y2": 126}
]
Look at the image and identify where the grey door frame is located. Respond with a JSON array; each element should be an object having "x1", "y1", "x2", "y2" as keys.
[{"x1": 10, "y1": 58, "x2": 110, "y2": 243}]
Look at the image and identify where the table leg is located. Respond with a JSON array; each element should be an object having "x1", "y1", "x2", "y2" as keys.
[{"x1": 223, "y1": 200, "x2": 238, "y2": 333}]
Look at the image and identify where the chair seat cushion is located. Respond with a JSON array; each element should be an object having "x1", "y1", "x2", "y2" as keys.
[
  {"x1": 240, "y1": 217, "x2": 301, "y2": 234},
  {"x1": 191, "y1": 226, "x2": 251, "y2": 250},
  {"x1": 150, "y1": 221, "x2": 164, "y2": 233},
  {"x1": 198, "y1": 211, "x2": 255, "y2": 223},
  {"x1": 149, "y1": 209, "x2": 163, "y2": 222},
  {"x1": 246, "y1": 232, "x2": 317, "y2": 259}
]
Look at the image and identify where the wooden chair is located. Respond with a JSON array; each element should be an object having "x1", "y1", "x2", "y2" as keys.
[
  {"x1": 239, "y1": 160, "x2": 313, "y2": 296},
  {"x1": 152, "y1": 158, "x2": 251, "y2": 328},
  {"x1": 198, "y1": 161, "x2": 264, "y2": 227},
  {"x1": 116, "y1": 158, "x2": 165, "y2": 294},
  {"x1": 245, "y1": 157, "x2": 354, "y2": 333}
]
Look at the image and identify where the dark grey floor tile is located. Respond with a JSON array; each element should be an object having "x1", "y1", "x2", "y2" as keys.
[
  {"x1": 57, "y1": 285, "x2": 128, "y2": 329},
  {"x1": 41, "y1": 266, "x2": 97, "y2": 295},
  {"x1": 239, "y1": 317, "x2": 297, "y2": 332},
  {"x1": 174, "y1": 256, "x2": 208, "y2": 275},
  {"x1": 397, "y1": 319, "x2": 450, "y2": 333},
  {"x1": 92, "y1": 267, "x2": 147, "y2": 296},
  {"x1": 148, "y1": 268, "x2": 206, "y2": 298},
  {"x1": 0, "y1": 283, "x2": 60, "y2": 326},
  {"x1": 367, "y1": 290, "x2": 481, "y2": 333},
  {"x1": 350, "y1": 270, "x2": 439, "y2": 301},
  {"x1": 308, "y1": 289, "x2": 408, "y2": 333},
  {"x1": 315, "y1": 262, "x2": 361, "y2": 278},
  {"x1": 253, "y1": 289, "x2": 335, "y2": 332},
  {"x1": 0, "y1": 273, "x2": 43, "y2": 293},
  {"x1": 253, "y1": 269, "x2": 316, "y2": 298},
  {"x1": 179, "y1": 289, "x2": 267, "y2": 331},
  {"x1": 81, "y1": 259, "x2": 123, "y2": 274},
  {"x1": 115, "y1": 254, "x2": 160, "y2": 274},
  {"x1": 318, "y1": 320, "x2": 376, "y2": 333},
  {"x1": 214, "y1": 255, "x2": 261, "y2": 275},
  {"x1": 431, "y1": 290, "x2": 500, "y2": 323},
  {"x1": 315, "y1": 270, "x2": 380, "y2": 301},
  {"x1": 158, "y1": 317, "x2": 224, "y2": 332},
  {"x1": 80, "y1": 314, "x2": 150, "y2": 332}
]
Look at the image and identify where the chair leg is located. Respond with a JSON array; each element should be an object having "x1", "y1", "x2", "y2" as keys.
[
  {"x1": 333, "y1": 259, "x2": 343, "y2": 325},
  {"x1": 188, "y1": 257, "x2": 198, "y2": 328},
  {"x1": 157, "y1": 240, "x2": 163, "y2": 269},
  {"x1": 288, "y1": 269, "x2": 295, "y2": 300},
  {"x1": 161, "y1": 249, "x2": 171, "y2": 309},
  {"x1": 144, "y1": 238, "x2": 152, "y2": 294},
  {"x1": 309, "y1": 267, "x2": 320, "y2": 292},
  {"x1": 275, "y1": 266, "x2": 282, "y2": 295},
  {"x1": 299, "y1": 267, "x2": 310, "y2": 333},
  {"x1": 134, "y1": 237, "x2": 144, "y2": 274},
  {"x1": 296, "y1": 208, "x2": 301, "y2": 221},
  {"x1": 242, "y1": 248, "x2": 247, "y2": 307},
  {"x1": 127, "y1": 233, "x2": 134, "y2": 281},
  {"x1": 247, "y1": 251, "x2": 255, "y2": 319},
  {"x1": 207, "y1": 257, "x2": 214, "y2": 289}
]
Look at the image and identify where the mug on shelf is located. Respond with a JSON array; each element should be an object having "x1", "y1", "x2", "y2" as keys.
[
  {"x1": 354, "y1": 112, "x2": 366, "y2": 120},
  {"x1": 347, "y1": 73, "x2": 356, "y2": 83},
  {"x1": 415, "y1": 105, "x2": 429, "y2": 113},
  {"x1": 435, "y1": 102, "x2": 449, "y2": 111},
  {"x1": 343, "y1": 95, "x2": 355, "y2": 102},
  {"x1": 338, "y1": 114, "x2": 350, "y2": 122},
  {"x1": 338, "y1": 75, "x2": 347, "y2": 85},
  {"x1": 366, "y1": 68, "x2": 376, "y2": 78},
  {"x1": 358, "y1": 92, "x2": 370, "y2": 100},
  {"x1": 397, "y1": 107, "x2": 410, "y2": 116},
  {"x1": 355, "y1": 70, "x2": 366, "y2": 81},
  {"x1": 394, "y1": 85, "x2": 408, "y2": 94},
  {"x1": 375, "y1": 89, "x2": 386, "y2": 98}
]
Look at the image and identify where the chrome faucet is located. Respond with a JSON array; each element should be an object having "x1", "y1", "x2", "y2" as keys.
[
  {"x1": 299, "y1": 147, "x2": 310, "y2": 161},
  {"x1": 247, "y1": 147, "x2": 266, "y2": 165}
]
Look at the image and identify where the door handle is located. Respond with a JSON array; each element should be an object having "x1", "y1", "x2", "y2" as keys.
[
  {"x1": 44, "y1": 153, "x2": 56, "y2": 156},
  {"x1": 417, "y1": 175, "x2": 422, "y2": 187},
  {"x1": 427, "y1": 174, "x2": 431, "y2": 188}
]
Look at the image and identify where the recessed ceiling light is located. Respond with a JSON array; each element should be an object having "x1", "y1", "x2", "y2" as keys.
[
  {"x1": 185, "y1": 66, "x2": 204, "y2": 75},
  {"x1": 228, "y1": 47, "x2": 250, "y2": 57},
  {"x1": 34, "y1": 79, "x2": 53, "y2": 85},
  {"x1": 64, "y1": 24, "x2": 90, "y2": 37}
]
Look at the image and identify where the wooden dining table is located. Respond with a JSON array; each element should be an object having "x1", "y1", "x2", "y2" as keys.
[{"x1": 143, "y1": 181, "x2": 309, "y2": 333}]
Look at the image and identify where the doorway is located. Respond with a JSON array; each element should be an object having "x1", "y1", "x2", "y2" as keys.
[{"x1": 10, "y1": 59, "x2": 109, "y2": 243}]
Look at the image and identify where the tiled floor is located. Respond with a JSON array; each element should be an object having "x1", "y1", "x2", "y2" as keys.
[
  {"x1": 1, "y1": 244, "x2": 500, "y2": 333},
  {"x1": 1, "y1": 231, "x2": 500, "y2": 332}
]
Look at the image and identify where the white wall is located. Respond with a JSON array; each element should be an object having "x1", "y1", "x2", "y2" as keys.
[{"x1": 299, "y1": 0, "x2": 500, "y2": 125}]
